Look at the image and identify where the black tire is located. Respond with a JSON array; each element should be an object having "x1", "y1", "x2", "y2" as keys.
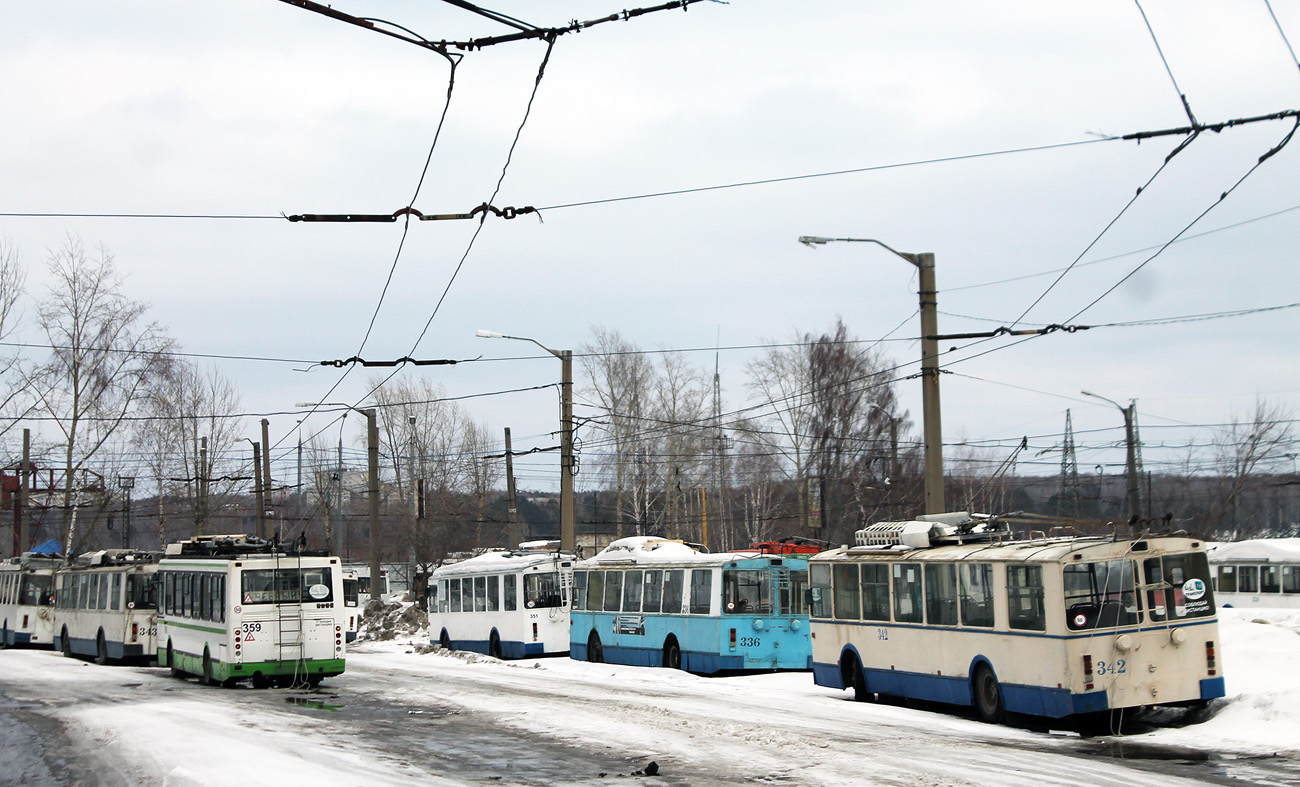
[
  {"x1": 167, "y1": 641, "x2": 183, "y2": 678},
  {"x1": 663, "y1": 638, "x2": 682, "y2": 670},
  {"x1": 489, "y1": 630, "x2": 502, "y2": 659},
  {"x1": 202, "y1": 647, "x2": 216, "y2": 686},
  {"x1": 307, "y1": 675, "x2": 324, "y2": 688},
  {"x1": 251, "y1": 673, "x2": 271, "y2": 689},
  {"x1": 972, "y1": 664, "x2": 1005, "y2": 724},
  {"x1": 847, "y1": 655, "x2": 873, "y2": 702},
  {"x1": 439, "y1": 629, "x2": 452, "y2": 650},
  {"x1": 61, "y1": 627, "x2": 73, "y2": 658},
  {"x1": 587, "y1": 631, "x2": 604, "y2": 664},
  {"x1": 1, "y1": 620, "x2": 9, "y2": 648},
  {"x1": 95, "y1": 631, "x2": 109, "y2": 666}
]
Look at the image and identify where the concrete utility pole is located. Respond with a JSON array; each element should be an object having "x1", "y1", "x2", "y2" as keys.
[
  {"x1": 799, "y1": 236, "x2": 946, "y2": 514},
  {"x1": 366, "y1": 408, "x2": 381, "y2": 603},
  {"x1": 250, "y1": 440, "x2": 265, "y2": 539},
  {"x1": 261, "y1": 418, "x2": 273, "y2": 539},
  {"x1": 504, "y1": 427, "x2": 520, "y2": 547},
  {"x1": 1082, "y1": 391, "x2": 1143, "y2": 520},
  {"x1": 18, "y1": 428, "x2": 30, "y2": 555},
  {"x1": 477, "y1": 331, "x2": 576, "y2": 552}
]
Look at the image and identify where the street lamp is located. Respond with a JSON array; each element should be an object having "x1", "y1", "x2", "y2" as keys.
[
  {"x1": 1081, "y1": 390, "x2": 1142, "y2": 520},
  {"x1": 477, "y1": 329, "x2": 575, "y2": 552},
  {"x1": 299, "y1": 402, "x2": 382, "y2": 603},
  {"x1": 117, "y1": 476, "x2": 134, "y2": 550},
  {"x1": 799, "y1": 236, "x2": 945, "y2": 515}
]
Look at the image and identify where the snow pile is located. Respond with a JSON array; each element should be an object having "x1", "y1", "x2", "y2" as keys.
[
  {"x1": 355, "y1": 597, "x2": 429, "y2": 642},
  {"x1": 1141, "y1": 608, "x2": 1300, "y2": 755}
]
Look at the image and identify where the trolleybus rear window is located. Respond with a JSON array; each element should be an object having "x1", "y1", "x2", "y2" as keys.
[
  {"x1": 241, "y1": 568, "x2": 334, "y2": 604},
  {"x1": 1144, "y1": 552, "x2": 1215, "y2": 620},
  {"x1": 1063, "y1": 559, "x2": 1140, "y2": 630},
  {"x1": 525, "y1": 571, "x2": 563, "y2": 608}
]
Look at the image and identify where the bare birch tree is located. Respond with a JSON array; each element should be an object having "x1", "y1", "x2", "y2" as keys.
[
  {"x1": 28, "y1": 237, "x2": 174, "y2": 553},
  {"x1": 1208, "y1": 398, "x2": 1297, "y2": 539},
  {"x1": 0, "y1": 236, "x2": 32, "y2": 440}
]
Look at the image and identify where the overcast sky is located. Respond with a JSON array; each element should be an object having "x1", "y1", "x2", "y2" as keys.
[{"x1": 3, "y1": 1, "x2": 1299, "y2": 493}]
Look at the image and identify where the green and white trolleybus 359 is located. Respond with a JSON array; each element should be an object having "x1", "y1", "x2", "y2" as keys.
[
  {"x1": 809, "y1": 513, "x2": 1225, "y2": 724},
  {"x1": 157, "y1": 535, "x2": 347, "y2": 688}
]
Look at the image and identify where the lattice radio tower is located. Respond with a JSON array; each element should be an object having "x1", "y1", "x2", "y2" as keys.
[{"x1": 1058, "y1": 409, "x2": 1081, "y2": 518}]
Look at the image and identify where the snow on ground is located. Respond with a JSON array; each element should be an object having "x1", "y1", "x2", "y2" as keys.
[{"x1": 1135, "y1": 607, "x2": 1300, "y2": 756}]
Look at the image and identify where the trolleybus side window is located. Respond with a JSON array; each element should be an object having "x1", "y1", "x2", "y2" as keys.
[
  {"x1": 663, "y1": 569, "x2": 685, "y2": 614},
  {"x1": 111, "y1": 574, "x2": 122, "y2": 611},
  {"x1": 1217, "y1": 565, "x2": 1237, "y2": 593},
  {"x1": 689, "y1": 569, "x2": 712, "y2": 615},
  {"x1": 525, "y1": 571, "x2": 563, "y2": 609},
  {"x1": 832, "y1": 563, "x2": 860, "y2": 620},
  {"x1": 473, "y1": 576, "x2": 487, "y2": 612},
  {"x1": 1144, "y1": 552, "x2": 1215, "y2": 619},
  {"x1": 504, "y1": 574, "x2": 518, "y2": 611},
  {"x1": 959, "y1": 563, "x2": 995, "y2": 628},
  {"x1": 643, "y1": 569, "x2": 663, "y2": 613},
  {"x1": 892, "y1": 563, "x2": 923, "y2": 623},
  {"x1": 603, "y1": 570, "x2": 624, "y2": 612},
  {"x1": 571, "y1": 571, "x2": 587, "y2": 611},
  {"x1": 1285, "y1": 566, "x2": 1300, "y2": 594},
  {"x1": 724, "y1": 569, "x2": 769, "y2": 614},
  {"x1": 623, "y1": 570, "x2": 643, "y2": 612},
  {"x1": 487, "y1": 574, "x2": 500, "y2": 612},
  {"x1": 1261, "y1": 566, "x2": 1281, "y2": 594},
  {"x1": 860, "y1": 564, "x2": 889, "y2": 621},
  {"x1": 924, "y1": 563, "x2": 959, "y2": 626},
  {"x1": 586, "y1": 571, "x2": 604, "y2": 611},
  {"x1": 1238, "y1": 565, "x2": 1259, "y2": 593},
  {"x1": 1063, "y1": 559, "x2": 1140, "y2": 630},
  {"x1": 1007, "y1": 564, "x2": 1045, "y2": 631}
]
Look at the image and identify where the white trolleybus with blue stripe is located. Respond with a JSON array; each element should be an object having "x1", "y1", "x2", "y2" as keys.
[
  {"x1": 429, "y1": 541, "x2": 576, "y2": 659},
  {"x1": 809, "y1": 512, "x2": 1225, "y2": 724},
  {"x1": 156, "y1": 535, "x2": 347, "y2": 687},
  {"x1": 54, "y1": 549, "x2": 160, "y2": 664},
  {"x1": 570, "y1": 536, "x2": 813, "y2": 673},
  {"x1": 0, "y1": 552, "x2": 61, "y2": 648}
]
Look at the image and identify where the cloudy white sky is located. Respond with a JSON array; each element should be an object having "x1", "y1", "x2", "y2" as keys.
[{"x1": 2, "y1": 1, "x2": 1298, "y2": 492}]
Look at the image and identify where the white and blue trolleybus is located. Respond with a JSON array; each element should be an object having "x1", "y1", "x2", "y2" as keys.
[
  {"x1": 429, "y1": 542, "x2": 575, "y2": 658},
  {"x1": 809, "y1": 513, "x2": 1225, "y2": 723},
  {"x1": 54, "y1": 549, "x2": 159, "y2": 664},
  {"x1": 1208, "y1": 538, "x2": 1300, "y2": 609},
  {"x1": 157, "y1": 535, "x2": 347, "y2": 687},
  {"x1": 570, "y1": 536, "x2": 812, "y2": 673},
  {"x1": 0, "y1": 553, "x2": 60, "y2": 648}
]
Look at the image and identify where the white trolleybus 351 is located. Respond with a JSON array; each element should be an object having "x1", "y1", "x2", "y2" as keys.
[
  {"x1": 157, "y1": 535, "x2": 347, "y2": 687},
  {"x1": 429, "y1": 542, "x2": 575, "y2": 658},
  {"x1": 54, "y1": 549, "x2": 159, "y2": 664},
  {"x1": 1208, "y1": 538, "x2": 1300, "y2": 609},
  {"x1": 809, "y1": 513, "x2": 1225, "y2": 724},
  {"x1": 571, "y1": 536, "x2": 812, "y2": 674},
  {"x1": 0, "y1": 553, "x2": 60, "y2": 648}
]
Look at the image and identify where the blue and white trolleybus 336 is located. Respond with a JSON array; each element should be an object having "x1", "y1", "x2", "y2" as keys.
[
  {"x1": 54, "y1": 549, "x2": 159, "y2": 664},
  {"x1": 570, "y1": 536, "x2": 811, "y2": 673},
  {"x1": 157, "y1": 535, "x2": 347, "y2": 687},
  {"x1": 429, "y1": 541, "x2": 575, "y2": 658},
  {"x1": 809, "y1": 513, "x2": 1225, "y2": 724}
]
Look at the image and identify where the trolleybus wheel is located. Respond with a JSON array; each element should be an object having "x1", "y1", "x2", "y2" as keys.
[
  {"x1": 166, "y1": 641, "x2": 183, "y2": 678},
  {"x1": 439, "y1": 629, "x2": 451, "y2": 650},
  {"x1": 61, "y1": 627, "x2": 73, "y2": 658},
  {"x1": 1, "y1": 620, "x2": 9, "y2": 648},
  {"x1": 587, "y1": 631, "x2": 604, "y2": 664},
  {"x1": 663, "y1": 638, "x2": 682, "y2": 670},
  {"x1": 972, "y1": 664, "x2": 1005, "y2": 724},
  {"x1": 95, "y1": 631, "x2": 109, "y2": 665},
  {"x1": 489, "y1": 630, "x2": 502, "y2": 659},
  {"x1": 307, "y1": 675, "x2": 324, "y2": 688},
  {"x1": 847, "y1": 655, "x2": 874, "y2": 702},
  {"x1": 202, "y1": 647, "x2": 216, "y2": 686}
]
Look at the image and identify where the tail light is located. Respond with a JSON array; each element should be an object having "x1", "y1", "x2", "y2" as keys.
[
  {"x1": 532, "y1": 622, "x2": 538, "y2": 641},
  {"x1": 1206, "y1": 641, "x2": 1217, "y2": 675},
  {"x1": 1083, "y1": 654, "x2": 1094, "y2": 690},
  {"x1": 729, "y1": 628, "x2": 737, "y2": 649},
  {"x1": 131, "y1": 622, "x2": 139, "y2": 643}
]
